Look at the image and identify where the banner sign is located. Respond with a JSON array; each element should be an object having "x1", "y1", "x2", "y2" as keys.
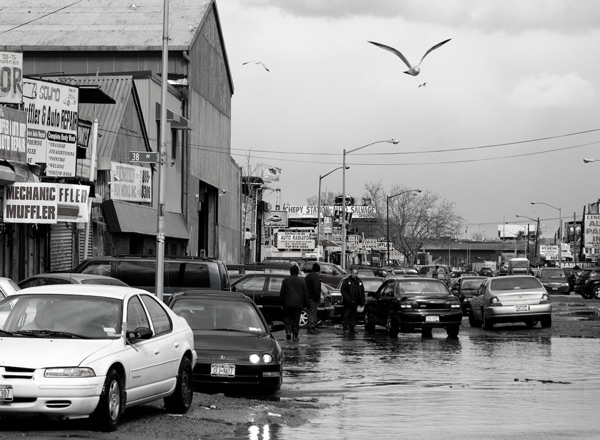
[
  {"x1": 584, "y1": 214, "x2": 600, "y2": 248},
  {"x1": 23, "y1": 78, "x2": 78, "y2": 176},
  {"x1": 276, "y1": 231, "x2": 315, "y2": 250},
  {"x1": 285, "y1": 205, "x2": 377, "y2": 219},
  {"x1": 0, "y1": 106, "x2": 27, "y2": 161},
  {"x1": 0, "y1": 51, "x2": 23, "y2": 104},
  {"x1": 264, "y1": 210, "x2": 288, "y2": 227},
  {"x1": 110, "y1": 162, "x2": 152, "y2": 203},
  {"x1": 3, "y1": 182, "x2": 90, "y2": 224}
]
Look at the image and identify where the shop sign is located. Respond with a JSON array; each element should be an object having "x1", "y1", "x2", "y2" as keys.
[
  {"x1": 3, "y1": 182, "x2": 90, "y2": 223},
  {"x1": 110, "y1": 162, "x2": 152, "y2": 203},
  {"x1": 0, "y1": 51, "x2": 23, "y2": 104},
  {"x1": 0, "y1": 106, "x2": 27, "y2": 161}
]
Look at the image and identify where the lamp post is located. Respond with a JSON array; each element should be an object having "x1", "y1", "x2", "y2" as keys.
[
  {"x1": 516, "y1": 214, "x2": 540, "y2": 264},
  {"x1": 386, "y1": 189, "x2": 421, "y2": 266},
  {"x1": 531, "y1": 201, "x2": 562, "y2": 266},
  {"x1": 341, "y1": 139, "x2": 399, "y2": 270},
  {"x1": 318, "y1": 166, "x2": 349, "y2": 260}
]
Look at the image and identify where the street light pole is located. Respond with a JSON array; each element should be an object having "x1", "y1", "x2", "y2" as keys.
[
  {"x1": 516, "y1": 214, "x2": 540, "y2": 264},
  {"x1": 531, "y1": 202, "x2": 562, "y2": 267},
  {"x1": 341, "y1": 139, "x2": 399, "y2": 270},
  {"x1": 318, "y1": 166, "x2": 348, "y2": 260},
  {"x1": 386, "y1": 189, "x2": 421, "y2": 266}
]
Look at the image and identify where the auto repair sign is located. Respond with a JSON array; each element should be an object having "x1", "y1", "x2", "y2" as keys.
[
  {"x1": 0, "y1": 51, "x2": 23, "y2": 104},
  {"x1": 584, "y1": 214, "x2": 600, "y2": 248}
]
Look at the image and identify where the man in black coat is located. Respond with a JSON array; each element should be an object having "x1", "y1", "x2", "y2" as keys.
[
  {"x1": 340, "y1": 268, "x2": 365, "y2": 335},
  {"x1": 280, "y1": 264, "x2": 309, "y2": 341},
  {"x1": 304, "y1": 262, "x2": 322, "y2": 335}
]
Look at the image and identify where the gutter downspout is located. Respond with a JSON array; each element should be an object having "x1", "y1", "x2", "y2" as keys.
[{"x1": 182, "y1": 50, "x2": 192, "y2": 255}]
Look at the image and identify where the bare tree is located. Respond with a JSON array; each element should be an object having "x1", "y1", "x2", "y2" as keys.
[
  {"x1": 364, "y1": 182, "x2": 463, "y2": 265},
  {"x1": 306, "y1": 191, "x2": 336, "y2": 206}
]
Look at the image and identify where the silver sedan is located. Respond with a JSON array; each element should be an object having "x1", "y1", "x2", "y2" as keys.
[{"x1": 468, "y1": 275, "x2": 552, "y2": 330}]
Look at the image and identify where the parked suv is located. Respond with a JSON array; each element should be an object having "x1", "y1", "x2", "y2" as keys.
[
  {"x1": 574, "y1": 268, "x2": 600, "y2": 299},
  {"x1": 73, "y1": 255, "x2": 230, "y2": 301}
]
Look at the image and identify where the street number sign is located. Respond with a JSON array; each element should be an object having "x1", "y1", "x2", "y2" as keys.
[{"x1": 130, "y1": 151, "x2": 158, "y2": 163}]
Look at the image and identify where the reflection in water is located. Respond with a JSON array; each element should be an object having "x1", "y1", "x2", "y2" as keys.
[{"x1": 276, "y1": 333, "x2": 600, "y2": 439}]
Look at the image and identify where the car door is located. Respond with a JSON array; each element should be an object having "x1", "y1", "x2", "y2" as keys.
[
  {"x1": 375, "y1": 280, "x2": 395, "y2": 323},
  {"x1": 469, "y1": 280, "x2": 487, "y2": 319},
  {"x1": 124, "y1": 294, "x2": 173, "y2": 403},
  {"x1": 263, "y1": 275, "x2": 286, "y2": 322}
]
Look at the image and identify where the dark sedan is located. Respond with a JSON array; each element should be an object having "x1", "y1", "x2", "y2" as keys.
[
  {"x1": 169, "y1": 291, "x2": 284, "y2": 394},
  {"x1": 452, "y1": 276, "x2": 486, "y2": 315},
  {"x1": 363, "y1": 277, "x2": 462, "y2": 337},
  {"x1": 574, "y1": 268, "x2": 600, "y2": 299},
  {"x1": 231, "y1": 273, "x2": 334, "y2": 327}
]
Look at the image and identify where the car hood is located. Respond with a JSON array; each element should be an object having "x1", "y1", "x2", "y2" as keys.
[
  {"x1": 193, "y1": 331, "x2": 274, "y2": 352},
  {"x1": 0, "y1": 337, "x2": 120, "y2": 368}
]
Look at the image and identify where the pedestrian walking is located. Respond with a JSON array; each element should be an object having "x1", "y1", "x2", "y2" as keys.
[
  {"x1": 280, "y1": 264, "x2": 309, "y2": 341},
  {"x1": 340, "y1": 268, "x2": 365, "y2": 335},
  {"x1": 305, "y1": 262, "x2": 322, "y2": 335}
]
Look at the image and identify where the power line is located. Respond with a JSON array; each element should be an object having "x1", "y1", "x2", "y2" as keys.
[{"x1": 0, "y1": 1, "x2": 83, "y2": 35}]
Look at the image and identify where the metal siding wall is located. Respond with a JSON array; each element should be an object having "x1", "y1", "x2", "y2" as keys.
[{"x1": 50, "y1": 223, "x2": 74, "y2": 271}]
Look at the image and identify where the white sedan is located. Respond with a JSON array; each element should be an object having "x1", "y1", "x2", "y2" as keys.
[{"x1": 0, "y1": 285, "x2": 197, "y2": 431}]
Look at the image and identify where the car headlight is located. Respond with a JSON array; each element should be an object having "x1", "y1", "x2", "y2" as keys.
[
  {"x1": 45, "y1": 367, "x2": 96, "y2": 378},
  {"x1": 249, "y1": 354, "x2": 274, "y2": 364}
]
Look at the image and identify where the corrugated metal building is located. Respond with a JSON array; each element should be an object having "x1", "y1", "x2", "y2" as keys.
[{"x1": 0, "y1": 0, "x2": 242, "y2": 278}]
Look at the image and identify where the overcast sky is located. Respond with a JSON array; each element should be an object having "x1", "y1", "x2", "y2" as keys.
[{"x1": 218, "y1": 0, "x2": 600, "y2": 240}]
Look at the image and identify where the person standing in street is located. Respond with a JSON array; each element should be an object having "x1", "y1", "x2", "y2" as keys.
[
  {"x1": 304, "y1": 262, "x2": 322, "y2": 335},
  {"x1": 280, "y1": 264, "x2": 309, "y2": 341},
  {"x1": 340, "y1": 268, "x2": 365, "y2": 335}
]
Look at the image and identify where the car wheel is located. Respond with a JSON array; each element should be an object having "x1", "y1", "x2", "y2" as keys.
[
  {"x1": 364, "y1": 312, "x2": 375, "y2": 332},
  {"x1": 299, "y1": 310, "x2": 309, "y2": 328},
  {"x1": 540, "y1": 315, "x2": 552, "y2": 328},
  {"x1": 525, "y1": 318, "x2": 539, "y2": 328},
  {"x1": 91, "y1": 368, "x2": 124, "y2": 432},
  {"x1": 446, "y1": 325, "x2": 460, "y2": 338},
  {"x1": 421, "y1": 327, "x2": 433, "y2": 338},
  {"x1": 593, "y1": 286, "x2": 600, "y2": 300},
  {"x1": 386, "y1": 315, "x2": 399, "y2": 337},
  {"x1": 468, "y1": 310, "x2": 482, "y2": 328},
  {"x1": 482, "y1": 310, "x2": 494, "y2": 330},
  {"x1": 164, "y1": 357, "x2": 194, "y2": 414}
]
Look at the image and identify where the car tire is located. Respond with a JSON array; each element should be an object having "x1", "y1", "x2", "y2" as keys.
[
  {"x1": 482, "y1": 310, "x2": 494, "y2": 330},
  {"x1": 164, "y1": 357, "x2": 194, "y2": 414},
  {"x1": 421, "y1": 327, "x2": 433, "y2": 338},
  {"x1": 364, "y1": 312, "x2": 375, "y2": 332},
  {"x1": 468, "y1": 310, "x2": 482, "y2": 328},
  {"x1": 91, "y1": 368, "x2": 124, "y2": 432},
  {"x1": 446, "y1": 325, "x2": 460, "y2": 338},
  {"x1": 540, "y1": 315, "x2": 552, "y2": 328},
  {"x1": 593, "y1": 286, "x2": 600, "y2": 300},
  {"x1": 386, "y1": 315, "x2": 399, "y2": 337},
  {"x1": 525, "y1": 318, "x2": 539, "y2": 328},
  {"x1": 299, "y1": 310, "x2": 309, "y2": 328}
]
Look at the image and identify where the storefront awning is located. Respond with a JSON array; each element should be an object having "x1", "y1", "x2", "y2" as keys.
[{"x1": 102, "y1": 200, "x2": 189, "y2": 239}]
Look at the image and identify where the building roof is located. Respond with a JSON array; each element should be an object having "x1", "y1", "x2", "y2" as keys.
[{"x1": 0, "y1": 0, "x2": 211, "y2": 51}]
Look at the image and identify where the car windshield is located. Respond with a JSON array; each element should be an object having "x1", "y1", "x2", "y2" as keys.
[
  {"x1": 0, "y1": 294, "x2": 122, "y2": 338},
  {"x1": 363, "y1": 279, "x2": 384, "y2": 292},
  {"x1": 171, "y1": 298, "x2": 266, "y2": 333},
  {"x1": 490, "y1": 277, "x2": 542, "y2": 291},
  {"x1": 462, "y1": 279, "x2": 484, "y2": 289},
  {"x1": 396, "y1": 280, "x2": 450, "y2": 295},
  {"x1": 540, "y1": 269, "x2": 565, "y2": 279}
]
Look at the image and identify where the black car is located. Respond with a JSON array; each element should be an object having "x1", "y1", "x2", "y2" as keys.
[
  {"x1": 301, "y1": 262, "x2": 347, "y2": 288},
  {"x1": 478, "y1": 267, "x2": 494, "y2": 277},
  {"x1": 168, "y1": 290, "x2": 284, "y2": 393},
  {"x1": 452, "y1": 276, "x2": 486, "y2": 315},
  {"x1": 231, "y1": 273, "x2": 334, "y2": 327},
  {"x1": 363, "y1": 277, "x2": 462, "y2": 337},
  {"x1": 574, "y1": 268, "x2": 600, "y2": 299}
]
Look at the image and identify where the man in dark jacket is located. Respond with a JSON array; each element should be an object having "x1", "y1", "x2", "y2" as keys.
[
  {"x1": 340, "y1": 268, "x2": 365, "y2": 335},
  {"x1": 280, "y1": 264, "x2": 309, "y2": 341},
  {"x1": 304, "y1": 262, "x2": 322, "y2": 335}
]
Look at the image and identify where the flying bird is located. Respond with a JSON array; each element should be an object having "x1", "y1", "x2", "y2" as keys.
[
  {"x1": 368, "y1": 38, "x2": 451, "y2": 76},
  {"x1": 418, "y1": 82, "x2": 427, "y2": 88},
  {"x1": 242, "y1": 61, "x2": 270, "y2": 72}
]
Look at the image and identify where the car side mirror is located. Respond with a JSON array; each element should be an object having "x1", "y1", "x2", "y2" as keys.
[
  {"x1": 231, "y1": 286, "x2": 237, "y2": 292},
  {"x1": 127, "y1": 326, "x2": 153, "y2": 342}
]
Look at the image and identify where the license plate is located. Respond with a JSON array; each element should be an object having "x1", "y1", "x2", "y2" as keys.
[
  {"x1": 425, "y1": 315, "x2": 439, "y2": 322},
  {"x1": 0, "y1": 385, "x2": 13, "y2": 402},
  {"x1": 515, "y1": 305, "x2": 529, "y2": 312},
  {"x1": 552, "y1": 287, "x2": 558, "y2": 291},
  {"x1": 210, "y1": 364, "x2": 235, "y2": 377}
]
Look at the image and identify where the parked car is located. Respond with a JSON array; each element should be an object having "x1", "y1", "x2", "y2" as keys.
[
  {"x1": 74, "y1": 255, "x2": 231, "y2": 301},
  {"x1": 18, "y1": 272, "x2": 128, "y2": 289},
  {"x1": 0, "y1": 285, "x2": 196, "y2": 431},
  {"x1": 388, "y1": 267, "x2": 419, "y2": 277},
  {"x1": 349, "y1": 265, "x2": 389, "y2": 278},
  {"x1": 0, "y1": 277, "x2": 19, "y2": 298},
  {"x1": 301, "y1": 261, "x2": 347, "y2": 288},
  {"x1": 327, "y1": 275, "x2": 385, "y2": 322},
  {"x1": 451, "y1": 276, "x2": 486, "y2": 315},
  {"x1": 231, "y1": 273, "x2": 334, "y2": 327},
  {"x1": 574, "y1": 268, "x2": 600, "y2": 299},
  {"x1": 478, "y1": 267, "x2": 494, "y2": 277},
  {"x1": 363, "y1": 277, "x2": 462, "y2": 337},
  {"x1": 536, "y1": 267, "x2": 570, "y2": 294},
  {"x1": 168, "y1": 290, "x2": 284, "y2": 393},
  {"x1": 468, "y1": 275, "x2": 552, "y2": 330}
]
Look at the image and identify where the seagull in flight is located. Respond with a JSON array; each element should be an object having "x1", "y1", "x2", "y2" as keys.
[
  {"x1": 242, "y1": 61, "x2": 270, "y2": 72},
  {"x1": 368, "y1": 39, "x2": 451, "y2": 76},
  {"x1": 418, "y1": 82, "x2": 427, "y2": 88}
]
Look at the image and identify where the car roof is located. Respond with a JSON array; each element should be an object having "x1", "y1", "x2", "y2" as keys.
[
  {"x1": 15, "y1": 284, "x2": 149, "y2": 299},
  {"x1": 23, "y1": 273, "x2": 124, "y2": 282},
  {"x1": 169, "y1": 290, "x2": 251, "y2": 302}
]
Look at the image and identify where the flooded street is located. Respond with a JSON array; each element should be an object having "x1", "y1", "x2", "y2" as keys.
[{"x1": 274, "y1": 325, "x2": 600, "y2": 440}]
